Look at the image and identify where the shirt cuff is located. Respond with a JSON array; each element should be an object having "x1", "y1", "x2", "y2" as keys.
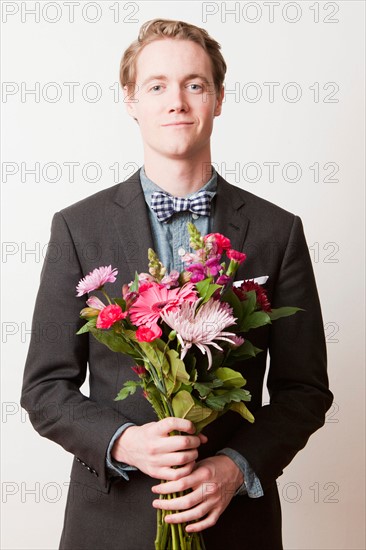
[
  {"x1": 216, "y1": 447, "x2": 264, "y2": 498},
  {"x1": 106, "y1": 423, "x2": 138, "y2": 480}
]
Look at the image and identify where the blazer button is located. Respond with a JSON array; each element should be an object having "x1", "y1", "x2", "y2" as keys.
[{"x1": 76, "y1": 457, "x2": 81, "y2": 462}]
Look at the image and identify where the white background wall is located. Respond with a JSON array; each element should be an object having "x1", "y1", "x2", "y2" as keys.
[{"x1": 1, "y1": 1, "x2": 365, "y2": 549}]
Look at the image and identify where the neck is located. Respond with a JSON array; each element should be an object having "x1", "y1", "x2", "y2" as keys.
[{"x1": 143, "y1": 150, "x2": 213, "y2": 197}]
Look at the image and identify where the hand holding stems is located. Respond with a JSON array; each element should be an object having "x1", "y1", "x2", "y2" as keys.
[
  {"x1": 151, "y1": 455, "x2": 244, "y2": 533},
  {"x1": 112, "y1": 417, "x2": 208, "y2": 481},
  {"x1": 113, "y1": 417, "x2": 244, "y2": 534}
]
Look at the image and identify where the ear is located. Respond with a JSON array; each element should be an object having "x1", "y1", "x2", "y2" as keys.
[
  {"x1": 214, "y1": 85, "x2": 225, "y2": 117},
  {"x1": 123, "y1": 85, "x2": 138, "y2": 120}
]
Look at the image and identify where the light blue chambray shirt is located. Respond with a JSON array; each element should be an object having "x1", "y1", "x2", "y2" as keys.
[{"x1": 106, "y1": 165, "x2": 263, "y2": 498}]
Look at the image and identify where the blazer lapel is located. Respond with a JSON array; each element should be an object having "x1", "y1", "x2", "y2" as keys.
[
  {"x1": 110, "y1": 170, "x2": 250, "y2": 281},
  {"x1": 213, "y1": 173, "x2": 249, "y2": 254},
  {"x1": 111, "y1": 169, "x2": 155, "y2": 280}
]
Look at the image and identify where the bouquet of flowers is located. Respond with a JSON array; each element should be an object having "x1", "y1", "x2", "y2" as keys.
[{"x1": 75, "y1": 223, "x2": 300, "y2": 550}]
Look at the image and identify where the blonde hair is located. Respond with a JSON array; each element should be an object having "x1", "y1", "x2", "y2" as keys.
[{"x1": 120, "y1": 18, "x2": 227, "y2": 97}]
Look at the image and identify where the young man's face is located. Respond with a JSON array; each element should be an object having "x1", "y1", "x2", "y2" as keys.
[{"x1": 125, "y1": 38, "x2": 224, "y2": 162}]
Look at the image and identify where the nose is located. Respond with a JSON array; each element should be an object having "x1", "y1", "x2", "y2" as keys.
[{"x1": 168, "y1": 86, "x2": 188, "y2": 113}]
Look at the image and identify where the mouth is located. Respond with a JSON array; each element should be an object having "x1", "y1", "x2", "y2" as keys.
[{"x1": 161, "y1": 122, "x2": 194, "y2": 127}]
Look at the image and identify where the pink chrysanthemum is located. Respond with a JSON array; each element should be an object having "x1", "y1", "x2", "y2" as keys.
[
  {"x1": 76, "y1": 265, "x2": 118, "y2": 297},
  {"x1": 129, "y1": 282, "x2": 197, "y2": 328},
  {"x1": 161, "y1": 299, "x2": 238, "y2": 369}
]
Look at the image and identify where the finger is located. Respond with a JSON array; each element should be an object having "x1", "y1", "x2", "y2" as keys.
[
  {"x1": 163, "y1": 502, "x2": 210, "y2": 525},
  {"x1": 152, "y1": 469, "x2": 202, "y2": 494},
  {"x1": 156, "y1": 462, "x2": 196, "y2": 481},
  {"x1": 198, "y1": 433, "x2": 208, "y2": 444},
  {"x1": 153, "y1": 434, "x2": 202, "y2": 454},
  {"x1": 151, "y1": 449, "x2": 198, "y2": 468},
  {"x1": 153, "y1": 487, "x2": 203, "y2": 511},
  {"x1": 155, "y1": 417, "x2": 195, "y2": 436},
  {"x1": 185, "y1": 511, "x2": 219, "y2": 532}
]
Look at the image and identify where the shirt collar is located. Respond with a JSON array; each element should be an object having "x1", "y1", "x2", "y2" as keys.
[{"x1": 139, "y1": 165, "x2": 218, "y2": 208}]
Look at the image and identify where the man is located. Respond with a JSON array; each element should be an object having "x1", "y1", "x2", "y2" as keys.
[{"x1": 20, "y1": 19, "x2": 333, "y2": 550}]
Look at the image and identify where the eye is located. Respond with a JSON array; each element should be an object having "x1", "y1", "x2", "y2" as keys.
[
  {"x1": 188, "y1": 83, "x2": 203, "y2": 92},
  {"x1": 149, "y1": 84, "x2": 163, "y2": 93}
]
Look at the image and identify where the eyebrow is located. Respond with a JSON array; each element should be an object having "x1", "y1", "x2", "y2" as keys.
[{"x1": 141, "y1": 73, "x2": 212, "y2": 87}]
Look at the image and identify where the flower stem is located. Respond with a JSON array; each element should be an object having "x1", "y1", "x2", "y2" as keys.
[{"x1": 100, "y1": 288, "x2": 112, "y2": 305}]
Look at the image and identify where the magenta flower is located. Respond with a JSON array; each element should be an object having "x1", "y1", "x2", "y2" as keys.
[
  {"x1": 205, "y1": 256, "x2": 221, "y2": 276},
  {"x1": 216, "y1": 274, "x2": 231, "y2": 286},
  {"x1": 186, "y1": 263, "x2": 206, "y2": 283},
  {"x1": 129, "y1": 282, "x2": 197, "y2": 328},
  {"x1": 76, "y1": 266, "x2": 118, "y2": 297},
  {"x1": 96, "y1": 304, "x2": 127, "y2": 329}
]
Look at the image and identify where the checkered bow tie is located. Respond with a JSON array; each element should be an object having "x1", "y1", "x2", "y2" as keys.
[{"x1": 150, "y1": 190, "x2": 212, "y2": 223}]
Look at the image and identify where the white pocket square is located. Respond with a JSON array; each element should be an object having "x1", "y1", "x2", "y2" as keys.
[{"x1": 233, "y1": 276, "x2": 269, "y2": 287}]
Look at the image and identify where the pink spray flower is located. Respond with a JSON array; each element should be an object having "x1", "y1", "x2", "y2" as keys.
[
  {"x1": 96, "y1": 304, "x2": 127, "y2": 329},
  {"x1": 227, "y1": 250, "x2": 247, "y2": 264},
  {"x1": 76, "y1": 266, "x2": 118, "y2": 297},
  {"x1": 129, "y1": 282, "x2": 197, "y2": 328},
  {"x1": 136, "y1": 324, "x2": 162, "y2": 342}
]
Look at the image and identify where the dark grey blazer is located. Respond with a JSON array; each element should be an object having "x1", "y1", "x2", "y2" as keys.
[{"x1": 20, "y1": 170, "x2": 333, "y2": 550}]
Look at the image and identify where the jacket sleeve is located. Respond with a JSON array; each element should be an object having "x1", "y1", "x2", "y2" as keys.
[
  {"x1": 223, "y1": 215, "x2": 333, "y2": 491},
  {"x1": 20, "y1": 212, "x2": 135, "y2": 492}
]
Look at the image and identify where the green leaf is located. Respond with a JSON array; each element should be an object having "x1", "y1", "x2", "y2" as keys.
[
  {"x1": 194, "y1": 379, "x2": 223, "y2": 398},
  {"x1": 195, "y1": 278, "x2": 211, "y2": 298},
  {"x1": 215, "y1": 367, "x2": 246, "y2": 388},
  {"x1": 144, "y1": 383, "x2": 166, "y2": 420},
  {"x1": 172, "y1": 391, "x2": 212, "y2": 425},
  {"x1": 229, "y1": 401, "x2": 255, "y2": 423},
  {"x1": 206, "y1": 388, "x2": 252, "y2": 411},
  {"x1": 76, "y1": 317, "x2": 97, "y2": 335},
  {"x1": 225, "y1": 340, "x2": 263, "y2": 364},
  {"x1": 241, "y1": 311, "x2": 271, "y2": 332},
  {"x1": 164, "y1": 349, "x2": 190, "y2": 396},
  {"x1": 114, "y1": 380, "x2": 141, "y2": 401},
  {"x1": 125, "y1": 333, "x2": 169, "y2": 373},
  {"x1": 267, "y1": 307, "x2": 304, "y2": 321},
  {"x1": 222, "y1": 290, "x2": 244, "y2": 325},
  {"x1": 194, "y1": 279, "x2": 222, "y2": 305},
  {"x1": 90, "y1": 327, "x2": 138, "y2": 356}
]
